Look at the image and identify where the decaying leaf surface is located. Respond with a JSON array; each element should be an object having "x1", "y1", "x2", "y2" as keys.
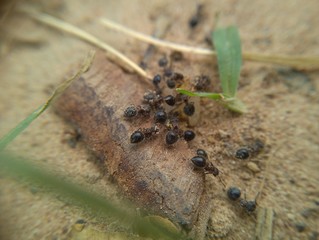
[{"x1": 55, "y1": 52, "x2": 212, "y2": 238}]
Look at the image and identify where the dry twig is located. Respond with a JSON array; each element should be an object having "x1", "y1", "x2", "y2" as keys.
[
  {"x1": 20, "y1": 10, "x2": 151, "y2": 80},
  {"x1": 100, "y1": 18, "x2": 319, "y2": 70}
]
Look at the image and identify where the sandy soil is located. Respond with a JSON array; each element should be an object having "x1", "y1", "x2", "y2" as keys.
[{"x1": 0, "y1": 0, "x2": 318, "y2": 239}]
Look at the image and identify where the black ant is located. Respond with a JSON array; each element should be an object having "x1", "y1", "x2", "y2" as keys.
[
  {"x1": 158, "y1": 56, "x2": 168, "y2": 67},
  {"x1": 165, "y1": 130, "x2": 179, "y2": 145},
  {"x1": 191, "y1": 149, "x2": 219, "y2": 176},
  {"x1": 193, "y1": 75, "x2": 211, "y2": 91},
  {"x1": 235, "y1": 139, "x2": 265, "y2": 159},
  {"x1": 170, "y1": 51, "x2": 183, "y2": 62},
  {"x1": 183, "y1": 130, "x2": 195, "y2": 141},
  {"x1": 143, "y1": 91, "x2": 163, "y2": 109},
  {"x1": 240, "y1": 198, "x2": 257, "y2": 213},
  {"x1": 165, "y1": 128, "x2": 196, "y2": 145},
  {"x1": 154, "y1": 109, "x2": 167, "y2": 124},
  {"x1": 130, "y1": 130, "x2": 144, "y2": 143},
  {"x1": 164, "y1": 95, "x2": 176, "y2": 106},
  {"x1": 239, "y1": 192, "x2": 259, "y2": 213},
  {"x1": 152, "y1": 74, "x2": 161, "y2": 85},
  {"x1": 226, "y1": 187, "x2": 259, "y2": 214},
  {"x1": 130, "y1": 126, "x2": 160, "y2": 144},
  {"x1": 188, "y1": 4, "x2": 204, "y2": 29},
  {"x1": 166, "y1": 72, "x2": 184, "y2": 89},
  {"x1": 227, "y1": 186, "x2": 241, "y2": 201},
  {"x1": 124, "y1": 105, "x2": 138, "y2": 118},
  {"x1": 235, "y1": 148, "x2": 250, "y2": 160},
  {"x1": 181, "y1": 96, "x2": 195, "y2": 116},
  {"x1": 191, "y1": 149, "x2": 226, "y2": 187},
  {"x1": 124, "y1": 104, "x2": 151, "y2": 118}
]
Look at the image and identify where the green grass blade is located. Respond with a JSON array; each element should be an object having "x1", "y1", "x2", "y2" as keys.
[
  {"x1": 0, "y1": 151, "x2": 182, "y2": 239},
  {"x1": 222, "y1": 97, "x2": 247, "y2": 113},
  {"x1": 176, "y1": 88, "x2": 222, "y2": 100},
  {"x1": 213, "y1": 26, "x2": 242, "y2": 97},
  {"x1": 0, "y1": 51, "x2": 95, "y2": 151}
]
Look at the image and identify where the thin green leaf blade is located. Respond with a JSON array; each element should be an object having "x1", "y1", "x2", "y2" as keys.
[
  {"x1": 221, "y1": 97, "x2": 247, "y2": 113},
  {"x1": 0, "y1": 106, "x2": 43, "y2": 150},
  {"x1": 0, "y1": 51, "x2": 95, "y2": 151},
  {"x1": 176, "y1": 88, "x2": 222, "y2": 100},
  {"x1": 213, "y1": 26, "x2": 242, "y2": 97}
]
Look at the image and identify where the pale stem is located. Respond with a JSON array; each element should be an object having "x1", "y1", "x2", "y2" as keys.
[
  {"x1": 24, "y1": 11, "x2": 151, "y2": 80},
  {"x1": 100, "y1": 18, "x2": 319, "y2": 70}
]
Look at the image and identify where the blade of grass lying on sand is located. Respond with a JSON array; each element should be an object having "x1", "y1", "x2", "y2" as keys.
[
  {"x1": 0, "y1": 51, "x2": 95, "y2": 151},
  {"x1": 0, "y1": 151, "x2": 182, "y2": 240}
]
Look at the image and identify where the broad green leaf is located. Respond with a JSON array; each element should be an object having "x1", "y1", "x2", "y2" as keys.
[
  {"x1": 213, "y1": 26, "x2": 242, "y2": 97},
  {"x1": 0, "y1": 51, "x2": 95, "y2": 151}
]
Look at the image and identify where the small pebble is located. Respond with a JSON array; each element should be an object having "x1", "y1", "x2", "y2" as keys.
[
  {"x1": 218, "y1": 130, "x2": 230, "y2": 139},
  {"x1": 240, "y1": 172, "x2": 252, "y2": 180},
  {"x1": 287, "y1": 213, "x2": 295, "y2": 221},
  {"x1": 247, "y1": 162, "x2": 261, "y2": 173}
]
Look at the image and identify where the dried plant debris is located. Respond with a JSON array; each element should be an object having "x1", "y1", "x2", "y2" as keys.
[
  {"x1": 255, "y1": 208, "x2": 274, "y2": 240},
  {"x1": 55, "y1": 52, "x2": 215, "y2": 239},
  {"x1": 100, "y1": 17, "x2": 319, "y2": 70}
]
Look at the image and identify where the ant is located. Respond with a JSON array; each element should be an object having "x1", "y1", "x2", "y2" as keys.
[
  {"x1": 164, "y1": 115, "x2": 196, "y2": 145},
  {"x1": 123, "y1": 104, "x2": 151, "y2": 118},
  {"x1": 165, "y1": 128, "x2": 196, "y2": 145},
  {"x1": 235, "y1": 148, "x2": 250, "y2": 160},
  {"x1": 239, "y1": 192, "x2": 259, "y2": 213},
  {"x1": 130, "y1": 125, "x2": 160, "y2": 144},
  {"x1": 235, "y1": 139, "x2": 265, "y2": 159},
  {"x1": 166, "y1": 72, "x2": 184, "y2": 89},
  {"x1": 193, "y1": 75, "x2": 211, "y2": 91},
  {"x1": 191, "y1": 149, "x2": 219, "y2": 177},
  {"x1": 226, "y1": 187, "x2": 259, "y2": 214},
  {"x1": 191, "y1": 149, "x2": 226, "y2": 187},
  {"x1": 188, "y1": 4, "x2": 204, "y2": 29},
  {"x1": 191, "y1": 155, "x2": 219, "y2": 176}
]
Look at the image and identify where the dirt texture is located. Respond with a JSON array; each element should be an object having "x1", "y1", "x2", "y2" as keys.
[{"x1": 0, "y1": 0, "x2": 318, "y2": 240}]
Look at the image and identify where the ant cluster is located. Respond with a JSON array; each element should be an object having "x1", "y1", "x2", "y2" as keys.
[
  {"x1": 227, "y1": 187, "x2": 257, "y2": 213},
  {"x1": 124, "y1": 55, "x2": 209, "y2": 146}
]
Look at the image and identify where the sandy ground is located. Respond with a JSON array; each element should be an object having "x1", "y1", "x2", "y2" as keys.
[{"x1": 0, "y1": 0, "x2": 318, "y2": 239}]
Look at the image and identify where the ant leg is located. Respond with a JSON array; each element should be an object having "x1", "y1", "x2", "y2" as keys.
[{"x1": 218, "y1": 176, "x2": 226, "y2": 189}]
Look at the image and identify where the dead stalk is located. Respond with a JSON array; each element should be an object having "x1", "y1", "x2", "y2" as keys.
[
  {"x1": 100, "y1": 18, "x2": 319, "y2": 70},
  {"x1": 100, "y1": 18, "x2": 214, "y2": 56},
  {"x1": 23, "y1": 11, "x2": 151, "y2": 80}
]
